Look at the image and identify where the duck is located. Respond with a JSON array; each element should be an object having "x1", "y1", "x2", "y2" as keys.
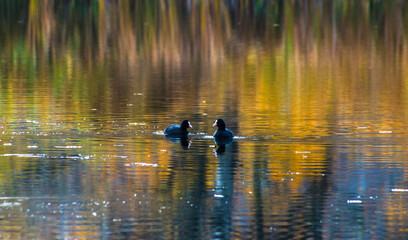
[
  {"x1": 164, "y1": 120, "x2": 193, "y2": 137},
  {"x1": 213, "y1": 119, "x2": 234, "y2": 143}
]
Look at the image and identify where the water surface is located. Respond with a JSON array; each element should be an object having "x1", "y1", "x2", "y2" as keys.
[{"x1": 0, "y1": 1, "x2": 408, "y2": 239}]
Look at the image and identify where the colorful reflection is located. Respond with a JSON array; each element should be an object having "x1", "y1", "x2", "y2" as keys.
[{"x1": 0, "y1": 1, "x2": 407, "y2": 239}]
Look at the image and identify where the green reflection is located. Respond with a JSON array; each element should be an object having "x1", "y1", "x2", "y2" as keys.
[{"x1": 0, "y1": 1, "x2": 407, "y2": 239}]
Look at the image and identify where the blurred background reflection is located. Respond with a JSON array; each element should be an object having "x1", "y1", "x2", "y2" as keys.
[{"x1": 0, "y1": 0, "x2": 407, "y2": 239}]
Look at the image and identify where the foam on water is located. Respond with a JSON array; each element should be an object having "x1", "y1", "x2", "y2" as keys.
[
  {"x1": 202, "y1": 135, "x2": 214, "y2": 139},
  {"x1": 1, "y1": 153, "x2": 46, "y2": 158},
  {"x1": 54, "y1": 146, "x2": 82, "y2": 149},
  {"x1": 391, "y1": 188, "x2": 408, "y2": 192}
]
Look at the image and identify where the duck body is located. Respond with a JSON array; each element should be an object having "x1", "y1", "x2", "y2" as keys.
[
  {"x1": 164, "y1": 120, "x2": 192, "y2": 138},
  {"x1": 213, "y1": 119, "x2": 234, "y2": 143},
  {"x1": 164, "y1": 125, "x2": 189, "y2": 136},
  {"x1": 213, "y1": 128, "x2": 234, "y2": 140}
]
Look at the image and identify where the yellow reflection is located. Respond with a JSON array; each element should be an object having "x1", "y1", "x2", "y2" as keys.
[{"x1": 0, "y1": 1, "x2": 407, "y2": 237}]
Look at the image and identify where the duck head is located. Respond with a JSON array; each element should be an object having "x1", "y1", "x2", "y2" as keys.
[
  {"x1": 180, "y1": 120, "x2": 193, "y2": 130},
  {"x1": 213, "y1": 119, "x2": 226, "y2": 130}
]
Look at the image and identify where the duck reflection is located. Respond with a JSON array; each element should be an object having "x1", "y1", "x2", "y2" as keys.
[
  {"x1": 213, "y1": 137, "x2": 233, "y2": 155},
  {"x1": 165, "y1": 135, "x2": 192, "y2": 149},
  {"x1": 211, "y1": 141, "x2": 238, "y2": 239}
]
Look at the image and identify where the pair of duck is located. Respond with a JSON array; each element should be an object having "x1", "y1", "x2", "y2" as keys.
[{"x1": 164, "y1": 119, "x2": 234, "y2": 140}]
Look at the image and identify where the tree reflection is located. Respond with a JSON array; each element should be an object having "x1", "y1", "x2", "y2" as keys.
[{"x1": 0, "y1": 0, "x2": 407, "y2": 238}]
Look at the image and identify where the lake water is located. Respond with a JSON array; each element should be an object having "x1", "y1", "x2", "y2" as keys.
[{"x1": 1, "y1": 1, "x2": 408, "y2": 239}]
